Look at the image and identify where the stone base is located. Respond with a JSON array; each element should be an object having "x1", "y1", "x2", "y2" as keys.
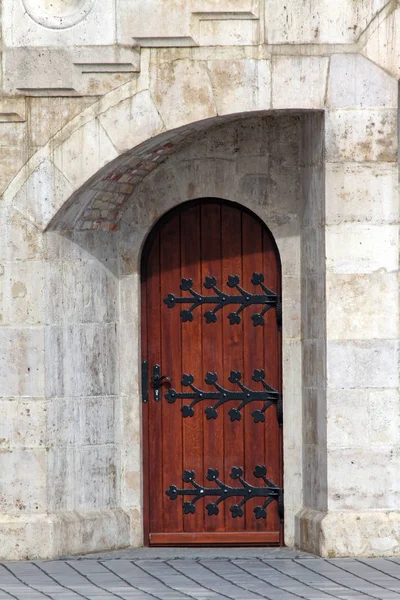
[
  {"x1": 296, "y1": 508, "x2": 400, "y2": 557},
  {"x1": 0, "y1": 509, "x2": 131, "y2": 560}
]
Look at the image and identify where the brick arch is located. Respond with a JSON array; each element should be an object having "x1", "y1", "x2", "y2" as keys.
[{"x1": 47, "y1": 113, "x2": 259, "y2": 232}]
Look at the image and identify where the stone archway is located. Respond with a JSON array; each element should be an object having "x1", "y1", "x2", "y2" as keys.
[{"x1": 1, "y1": 49, "x2": 398, "y2": 559}]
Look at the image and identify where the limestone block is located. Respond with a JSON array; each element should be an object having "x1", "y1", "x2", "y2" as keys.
[
  {"x1": 327, "y1": 340, "x2": 399, "y2": 389},
  {"x1": 118, "y1": 322, "x2": 140, "y2": 398},
  {"x1": 99, "y1": 90, "x2": 165, "y2": 154},
  {"x1": 272, "y1": 56, "x2": 329, "y2": 110},
  {"x1": 296, "y1": 508, "x2": 400, "y2": 557},
  {"x1": 0, "y1": 208, "x2": 43, "y2": 262},
  {"x1": 53, "y1": 119, "x2": 118, "y2": 191},
  {"x1": 265, "y1": 0, "x2": 388, "y2": 44},
  {"x1": 126, "y1": 165, "x2": 184, "y2": 228},
  {"x1": 301, "y1": 226, "x2": 325, "y2": 278},
  {"x1": 326, "y1": 163, "x2": 399, "y2": 225},
  {"x1": 326, "y1": 224, "x2": 399, "y2": 274},
  {"x1": 0, "y1": 99, "x2": 26, "y2": 123},
  {"x1": 327, "y1": 389, "x2": 373, "y2": 450},
  {"x1": 325, "y1": 109, "x2": 398, "y2": 163},
  {"x1": 11, "y1": 159, "x2": 74, "y2": 231},
  {"x1": 282, "y1": 340, "x2": 302, "y2": 436},
  {"x1": 303, "y1": 388, "x2": 326, "y2": 447},
  {"x1": 198, "y1": 19, "x2": 259, "y2": 46},
  {"x1": 3, "y1": 48, "x2": 78, "y2": 95},
  {"x1": 192, "y1": 0, "x2": 258, "y2": 13},
  {"x1": 45, "y1": 323, "x2": 118, "y2": 398},
  {"x1": 50, "y1": 509, "x2": 130, "y2": 557},
  {"x1": 47, "y1": 396, "x2": 116, "y2": 448},
  {"x1": 282, "y1": 276, "x2": 301, "y2": 340},
  {"x1": 303, "y1": 443, "x2": 327, "y2": 511},
  {"x1": 28, "y1": 97, "x2": 97, "y2": 149},
  {"x1": 0, "y1": 399, "x2": 46, "y2": 449},
  {"x1": 327, "y1": 388, "x2": 400, "y2": 450},
  {"x1": 362, "y1": 8, "x2": 400, "y2": 79},
  {"x1": 208, "y1": 59, "x2": 271, "y2": 114},
  {"x1": 0, "y1": 147, "x2": 26, "y2": 197},
  {"x1": 0, "y1": 121, "x2": 27, "y2": 195},
  {"x1": 48, "y1": 444, "x2": 118, "y2": 511},
  {"x1": 75, "y1": 445, "x2": 118, "y2": 509},
  {"x1": 328, "y1": 447, "x2": 400, "y2": 510},
  {"x1": 44, "y1": 259, "x2": 118, "y2": 326},
  {"x1": 328, "y1": 54, "x2": 398, "y2": 109},
  {"x1": 273, "y1": 225, "x2": 301, "y2": 277},
  {"x1": 0, "y1": 328, "x2": 44, "y2": 397},
  {"x1": 118, "y1": 229, "x2": 146, "y2": 279},
  {"x1": 117, "y1": 0, "x2": 193, "y2": 45},
  {"x1": 3, "y1": 45, "x2": 138, "y2": 96},
  {"x1": 0, "y1": 509, "x2": 130, "y2": 560},
  {"x1": 368, "y1": 388, "x2": 400, "y2": 447},
  {"x1": 282, "y1": 338, "x2": 303, "y2": 545},
  {"x1": 302, "y1": 339, "x2": 326, "y2": 389},
  {"x1": 326, "y1": 272, "x2": 399, "y2": 340},
  {"x1": 2, "y1": 0, "x2": 115, "y2": 47},
  {"x1": 52, "y1": 230, "x2": 119, "y2": 262},
  {"x1": 149, "y1": 58, "x2": 217, "y2": 130},
  {"x1": 302, "y1": 276, "x2": 326, "y2": 341},
  {"x1": 0, "y1": 449, "x2": 46, "y2": 514},
  {"x1": 178, "y1": 158, "x2": 240, "y2": 207},
  {"x1": 2, "y1": 261, "x2": 44, "y2": 326}
]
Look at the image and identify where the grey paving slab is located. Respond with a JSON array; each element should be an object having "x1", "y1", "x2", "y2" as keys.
[{"x1": 1, "y1": 551, "x2": 400, "y2": 600}]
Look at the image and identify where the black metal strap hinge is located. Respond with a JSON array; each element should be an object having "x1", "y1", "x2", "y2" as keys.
[{"x1": 166, "y1": 465, "x2": 284, "y2": 523}]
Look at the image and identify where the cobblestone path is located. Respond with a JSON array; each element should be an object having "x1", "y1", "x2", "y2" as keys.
[{"x1": 1, "y1": 549, "x2": 400, "y2": 599}]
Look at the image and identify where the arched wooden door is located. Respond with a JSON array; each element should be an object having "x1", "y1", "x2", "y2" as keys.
[{"x1": 141, "y1": 199, "x2": 283, "y2": 546}]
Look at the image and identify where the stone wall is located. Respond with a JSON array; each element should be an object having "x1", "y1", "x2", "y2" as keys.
[{"x1": 0, "y1": 0, "x2": 399, "y2": 559}]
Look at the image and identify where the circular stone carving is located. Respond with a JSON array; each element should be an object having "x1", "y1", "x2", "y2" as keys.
[{"x1": 22, "y1": 0, "x2": 96, "y2": 29}]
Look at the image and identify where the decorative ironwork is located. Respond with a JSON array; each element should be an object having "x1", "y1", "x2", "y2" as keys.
[
  {"x1": 151, "y1": 364, "x2": 171, "y2": 402},
  {"x1": 166, "y1": 465, "x2": 284, "y2": 522},
  {"x1": 165, "y1": 369, "x2": 281, "y2": 425},
  {"x1": 164, "y1": 273, "x2": 278, "y2": 327}
]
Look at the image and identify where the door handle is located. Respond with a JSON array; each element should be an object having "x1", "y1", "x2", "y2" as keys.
[{"x1": 151, "y1": 364, "x2": 171, "y2": 401}]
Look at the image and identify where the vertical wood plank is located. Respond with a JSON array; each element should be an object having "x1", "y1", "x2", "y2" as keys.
[
  {"x1": 143, "y1": 200, "x2": 283, "y2": 545},
  {"x1": 145, "y1": 233, "x2": 164, "y2": 536},
  {"x1": 221, "y1": 205, "x2": 244, "y2": 532},
  {"x1": 160, "y1": 214, "x2": 183, "y2": 534},
  {"x1": 262, "y1": 226, "x2": 282, "y2": 535},
  {"x1": 141, "y1": 245, "x2": 149, "y2": 545},
  {"x1": 181, "y1": 206, "x2": 204, "y2": 533},
  {"x1": 242, "y1": 212, "x2": 266, "y2": 532},
  {"x1": 201, "y1": 203, "x2": 225, "y2": 531}
]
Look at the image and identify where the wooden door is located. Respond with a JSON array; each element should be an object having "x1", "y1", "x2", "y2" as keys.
[{"x1": 141, "y1": 199, "x2": 283, "y2": 546}]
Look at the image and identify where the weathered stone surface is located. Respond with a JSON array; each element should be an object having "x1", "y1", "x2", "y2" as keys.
[{"x1": 0, "y1": 0, "x2": 399, "y2": 562}]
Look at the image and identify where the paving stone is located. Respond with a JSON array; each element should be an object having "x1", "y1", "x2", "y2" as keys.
[{"x1": 2, "y1": 552, "x2": 400, "y2": 599}]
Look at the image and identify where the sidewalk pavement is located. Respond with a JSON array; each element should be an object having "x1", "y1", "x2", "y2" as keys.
[{"x1": 0, "y1": 548, "x2": 400, "y2": 599}]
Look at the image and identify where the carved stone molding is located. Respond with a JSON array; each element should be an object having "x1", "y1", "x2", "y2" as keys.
[{"x1": 22, "y1": 0, "x2": 97, "y2": 29}]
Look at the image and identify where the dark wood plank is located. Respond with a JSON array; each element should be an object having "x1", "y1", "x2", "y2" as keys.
[
  {"x1": 141, "y1": 243, "x2": 150, "y2": 545},
  {"x1": 221, "y1": 205, "x2": 244, "y2": 533},
  {"x1": 145, "y1": 233, "x2": 164, "y2": 537},
  {"x1": 160, "y1": 214, "x2": 183, "y2": 534},
  {"x1": 201, "y1": 204, "x2": 225, "y2": 532},
  {"x1": 143, "y1": 200, "x2": 283, "y2": 546},
  {"x1": 180, "y1": 206, "x2": 204, "y2": 534},
  {"x1": 242, "y1": 212, "x2": 266, "y2": 532},
  {"x1": 262, "y1": 226, "x2": 282, "y2": 538},
  {"x1": 150, "y1": 531, "x2": 280, "y2": 545}
]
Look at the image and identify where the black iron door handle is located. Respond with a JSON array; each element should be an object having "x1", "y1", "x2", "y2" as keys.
[{"x1": 152, "y1": 364, "x2": 171, "y2": 401}]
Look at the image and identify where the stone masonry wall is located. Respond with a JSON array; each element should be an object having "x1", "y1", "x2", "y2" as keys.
[{"x1": 0, "y1": 0, "x2": 399, "y2": 559}]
